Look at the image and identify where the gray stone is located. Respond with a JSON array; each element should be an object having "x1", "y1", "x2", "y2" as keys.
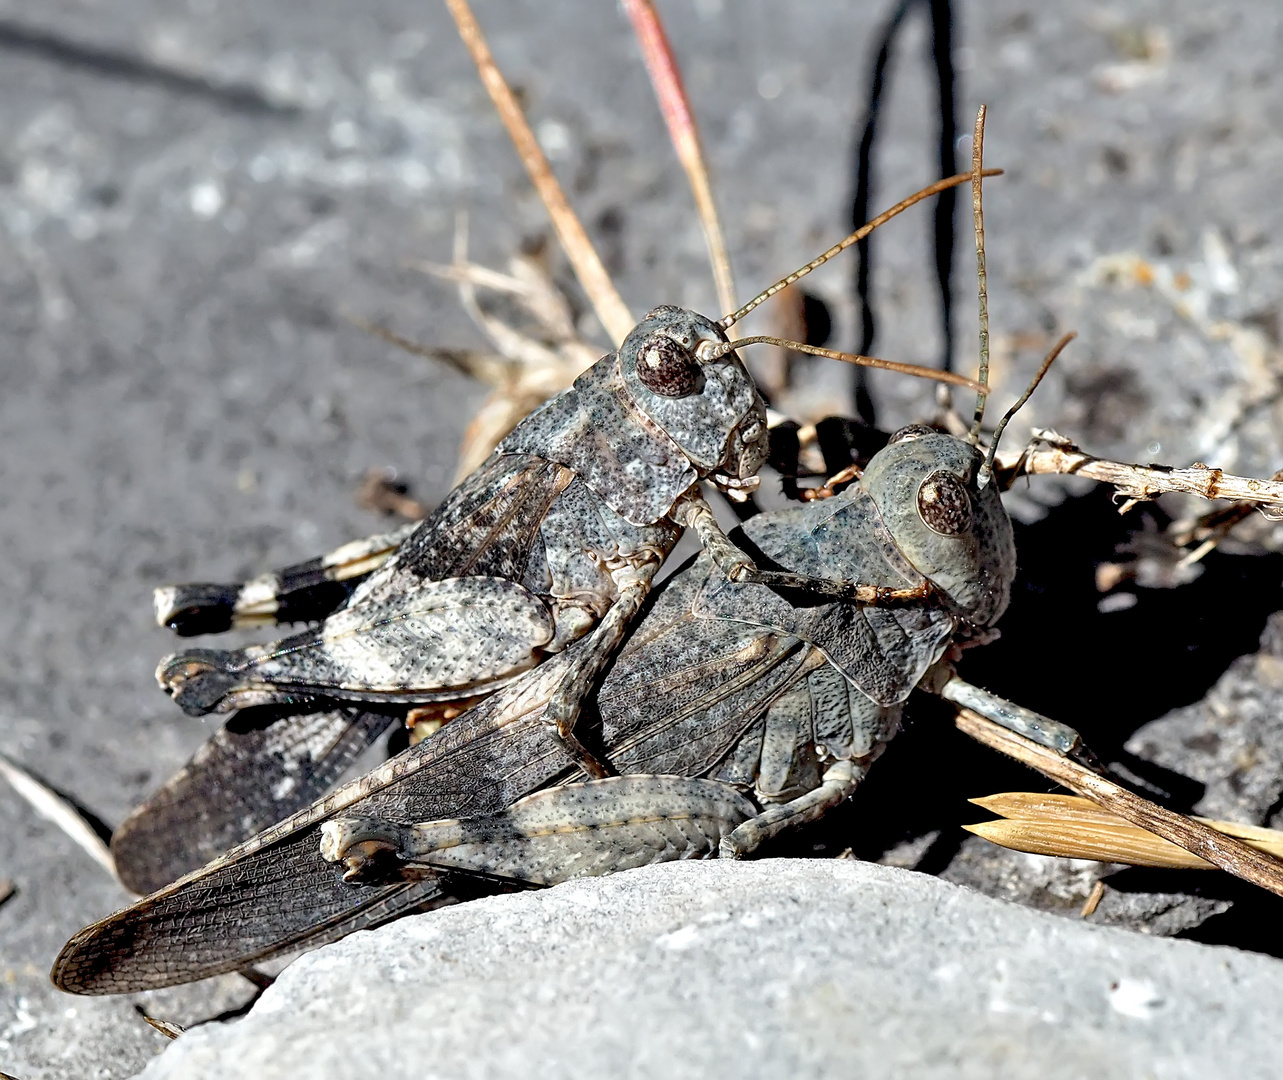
[
  {"x1": 1129, "y1": 612, "x2": 1283, "y2": 826},
  {"x1": 135, "y1": 859, "x2": 1281, "y2": 1080}
]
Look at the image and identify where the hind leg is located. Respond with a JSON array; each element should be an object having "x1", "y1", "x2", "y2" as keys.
[
  {"x1": 155, "y1": 523, "x2": 417, "y2": 636},
  {"x1": 320, "y1": 774, "x2": 755, "y2": 884}
]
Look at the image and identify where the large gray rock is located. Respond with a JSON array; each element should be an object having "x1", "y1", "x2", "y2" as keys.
[{"x1": 135, "y1": 860, "x2": 1280, "y2": 1080}]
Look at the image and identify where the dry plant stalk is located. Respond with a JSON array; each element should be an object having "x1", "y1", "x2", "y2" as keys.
[
  {"x1": 0, "y1": 751, "x2": 115, "y2": 880},
  {"x1": 997, "y1": 431, "x2": 1283, "y2": 513},
  {"x1": 954, "y1": 708, "x2": 1283, "y2": 897},
  {"x1": 622, "y1": 0, "x2": 736, "y2": 318},
  {"x1": 443, "y1": 0, "x2": 634, "y2": 346},
  {"x1": 1079, "y1": 879, "x2": 1105, "y2": 917},
  {"x1": 966, "y1": 791, "x2": 1283, "y2": 870},
  {"x1": 141, "y1": 1015, "x2": 185, "y2": 1040}
]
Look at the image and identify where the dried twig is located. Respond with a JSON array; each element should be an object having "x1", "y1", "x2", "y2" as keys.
[
  {"x1": 622, "y1": 0, "x2": 736, "y2": 318},
  {"x1": 954, "y1": 709, "x2": 1283, "y2": 898},
  {"x1": 997, "y1": 431, "x2": 1283, "y2": 513},
  {"x1": 0, "y1": 751, "x2": 115, "y2": 880},
  {"x1": 443, "y1": 0, "x2": 634, "y2": 346},
  {"x1": 1079, "y1": 879, "x2": 1105, "y2": 917},
  {"x1": 141, "y1": 1014, "x2": 185, "y2": 1040}
]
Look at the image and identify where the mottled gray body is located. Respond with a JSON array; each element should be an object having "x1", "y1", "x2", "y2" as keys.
[
  {"x1": 156, "y1": 306, "x2": 765, "y2": 718},
  {"x1": 119, "y1": 307, "x2": 769, "y2": 892},
  {"x1": 57, "y1": 430, "x2": 1018, "y2": 994}
]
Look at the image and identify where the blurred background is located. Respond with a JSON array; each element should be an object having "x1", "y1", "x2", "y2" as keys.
[{"x1": 2, "y1": 2, "x2": 1282, "y2": 1074}]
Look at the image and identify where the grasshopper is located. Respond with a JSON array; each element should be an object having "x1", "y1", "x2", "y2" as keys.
[
  {"x1": 55, "y1": 412, "x2": 1283, "y2": 994},
  {"x1": 53, "y1": 419, "x2": 1026, "y2": 993},
  {"x1": 113, "y1": 1, "x2": 980, "y2": 897}
]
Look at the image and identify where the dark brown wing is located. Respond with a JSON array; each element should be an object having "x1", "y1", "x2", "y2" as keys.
[
  {"x1": 392, "y1": 452, "x2": 573, "y2": 583},
  {"x1": 112, "y1": 708, "x2": 396, "y2": 895},
  {"x1": 54, "y1": 655, "x2": 578, "y2": 994},
  {"x1": 55, "y1": 565, "x2": 817, "y2": 995}
]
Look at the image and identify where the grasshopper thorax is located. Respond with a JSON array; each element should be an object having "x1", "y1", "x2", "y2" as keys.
[
  {"x1": 861, "y1": 427, "x2": 1016, "y2": 627},
  {"x1": 618, "y1": 306, "x2": 768, "y2": 497}
]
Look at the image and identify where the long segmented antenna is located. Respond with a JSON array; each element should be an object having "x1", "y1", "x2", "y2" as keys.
[
  {"x1": 720, "y1": 169, "x2": 1001, "y2": 330},
  {"x1": 623, "y1": 0, "x2": 737, "y2": 318},
  {"x1": 699, "y1": 335, "x2": 984, "y2": 394},
  {"x1": 967, "y1": 105, "x2": 990, "y2": 442},
  {"x1": 444, "y1": 0, "x2": 635, "y2": 347},
  {"x1": 979, "y1": 331, "x2": 1075, "y2": 485}
]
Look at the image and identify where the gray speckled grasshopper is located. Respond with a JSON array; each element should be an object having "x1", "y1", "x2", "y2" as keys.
[
  {"x1": 55, "y1": 410, "x2": 1283, "y2": 995},
  {"x1": 55, "y1": 423, "x2": 1026, "y2": 994},
  {"x1": 114, "y1": 3, "x2": 982, "y2": 898}
]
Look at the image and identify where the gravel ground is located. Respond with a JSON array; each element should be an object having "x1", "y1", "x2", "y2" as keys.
[{"x1": 1, "y1": 1, "x2": 1282, "y2": 1076}]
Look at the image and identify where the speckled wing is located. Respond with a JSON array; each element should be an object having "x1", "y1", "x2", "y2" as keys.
[
  {"x1": 52, "y1": 652, "x2": 582, "y2": 994},
  {"x1": 499, "y1": 355, "x2": 697, "y2": 527},
  {"x1": 111, "y1": 708, "x2": 396, "y2": 895},
  {"x1": 692, "y1": 489, "x2": 955, "y2": 706},
  {"x1": 386, "y1": 452, "x2": 574, "y2": 584}
]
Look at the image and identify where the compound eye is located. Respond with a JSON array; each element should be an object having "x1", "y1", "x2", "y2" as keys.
[
  {"x1": 636, "y1": 334, "x2": 703, "y2": 397},
  {"x1": 888, "y1": 424, "x2": 935, "y2": 445},
  {"x1": 917, "y1": 470, "x2": 971, "y2": 536}
]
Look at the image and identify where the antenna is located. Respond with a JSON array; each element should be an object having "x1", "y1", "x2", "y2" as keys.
[
  {"x1": 980, "y1": 332, "x2": 1076, "y2": 486},
  {"x1": 967, "y1": 106, "x2": 991, "y2": 444},
  {"x1": 698, "y1": 336, "x2": 984, "y2": 394},
  {"x1": 719, "y1": 169, "x2": 1001, "y2": 330}
]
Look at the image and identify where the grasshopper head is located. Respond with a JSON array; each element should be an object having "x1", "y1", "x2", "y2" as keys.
[
  {"x1": 862, "y1": 427, "x2": 1016, "y2": 627},
  {"x1": 618, "y1": 306, "x2": 768, "y2": 498}
]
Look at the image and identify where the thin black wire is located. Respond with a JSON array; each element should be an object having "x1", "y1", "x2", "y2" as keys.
[{"x1": 849, "y1": 0, "x2": 957, "y2": 424}]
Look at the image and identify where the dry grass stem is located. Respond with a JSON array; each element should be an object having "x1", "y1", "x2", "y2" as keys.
[
  {"x1": 142, "y1": 1015, "x2": 185, "y2": 1040},
  {"x1": 623, "y1": 0, "x2": 736, "y2": 318},
  {"x1": 996, "y1": 433, "x2": 1283, "y2": 512},
  {"x1": 966, "y1": 791, "x2": 1283, "y2": 870},
  {"x1": 954, "y1": 709, "x2": 1283, "y2": 897},
  {"x1": 1080, "y1": 879, "x2": 1105, "y2": 917},
  {"x1": 443, "y1": 0, "x2": 634, "y2": 346},
  {"x1": 0, "y1": 751, "x2": 115, "y2": 880}
]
